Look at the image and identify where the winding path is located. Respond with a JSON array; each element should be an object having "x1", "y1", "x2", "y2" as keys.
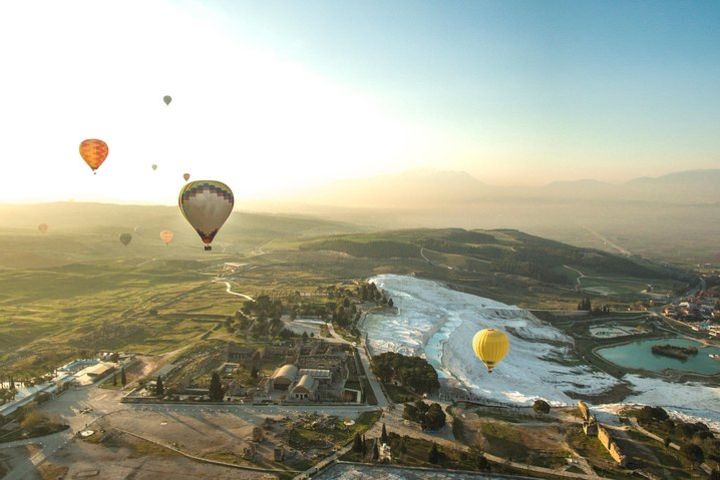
[{"x1": 214, "y1": 279, "x2": 255, "y2": 302}]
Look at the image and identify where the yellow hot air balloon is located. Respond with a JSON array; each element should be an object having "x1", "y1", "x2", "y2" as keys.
[
  {"x1": 79, "y1": 139, "x2": 109, "y2": 174},
  {"x1": 160, "y1": 230, "x2": 174, "y2": 246},
  {"x1": 471, "y1": 328, "x2": 509, "y2": 373},
  {"x1": 178, "y1": 180, "x2": 234, "y2": 251}
]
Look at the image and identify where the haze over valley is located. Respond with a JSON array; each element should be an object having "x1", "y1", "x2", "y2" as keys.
[{"x1": 1, "y1": 1, "x2": 720, "y2": 479}]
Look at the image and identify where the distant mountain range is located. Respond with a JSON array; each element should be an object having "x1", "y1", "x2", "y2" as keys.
[{"x1": 277, "y1": 168, "x2": 720, "y2": 208}]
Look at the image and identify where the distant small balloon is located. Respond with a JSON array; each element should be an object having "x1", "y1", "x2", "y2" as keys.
[
  {"x1": 160, "y1": 230, "x2": 174, "y2": 246},
  {"x1": 163, "y1": 95, "x2": 172, "y2": 105},
  {"x1": 38, "y1": 223, "x2": 48, "y2": 234},
  {"x1": 79, "y1": 139, "x2": 109, "y2": 174},
  {"x1": 119, "y1": 233, "x2": 132, "y2": 246},
  {"x1": 152, "y1": 164, "x2": 158, "y2": 171},
  {"x1": 134, "y1": 226, "x2": 144, "y2": 235},
  {"x1": 183, "y1": 173, "x2": 190, "y2": 182}
]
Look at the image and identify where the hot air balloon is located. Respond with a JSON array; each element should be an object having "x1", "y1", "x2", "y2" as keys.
[
  {"x1": 38, "y1": 223, "x2": 48, "y2": 233},
  {"x1": 119, "y1": 233, "x2": 132, "y2": 246},
  {"x1": 183, "y1": 173, "x2": 190, "y2": 182},
  {"x1": 160, "y1": 230, "x2": 174, "y2": 246},
  {"x1": 471, "y1": 328, "x2": 509, "y2": 373},
  {"x1": 79, "y1": 139, "x2": 109, "y2": 174},
  {"x1": 178, "y1": 180, "x2": 234, "y2": 251},
  {"x1": 163, "y1": 95, "x2": 172, "y2": 105},
  {"x1": 152, "y1": 164, "x2": 158, "y2": 171}
]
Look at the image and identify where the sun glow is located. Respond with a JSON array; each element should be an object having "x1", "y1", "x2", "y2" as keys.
[{"x1": 0, "y1": 1, "x2": 437, "y2": 204}]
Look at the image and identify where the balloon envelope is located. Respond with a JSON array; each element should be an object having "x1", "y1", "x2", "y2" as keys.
[
  {"x1": 163, "y1": 95, "x2": 172, "y2": 105},
  {"x1": 119, "y1": 233, "x2": 132, "y2": 246},
  {"x1": 79, "y1": 139, "x2": 108, "y2": 173},
  {"x1": 160, "y1": 230, "x2": 174, "y2": 245},
  {"x1": 38, "y1": 223, "x2": 48, "y2": 233},
  {"x1": 152, "y1": 164, "x2": 158, "y2": 171},
  {"x1": 178, "y1": 180, "x2": 234, "y2": 251},
  {"x1": 471, "y1": 328, "x2": 509, "y2": 373},
  {"x1": 183, "y1": 173, "x2": 190, "y2": 182}
]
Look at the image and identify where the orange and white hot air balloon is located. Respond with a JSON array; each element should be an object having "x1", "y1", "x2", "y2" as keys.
[
  {"x1": 160, "y1": 230, "x2": 174, "y2": 246},
  {"x1": 79, "y1": 139, "x2": 108, "y2": 174},
  {"x1": 38, "y1": 223, "x2": 48, "y2": 233}
]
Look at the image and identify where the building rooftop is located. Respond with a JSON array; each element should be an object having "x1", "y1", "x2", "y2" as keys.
[
  {"x1": 299, "y1": 368, "x2": 332, "y2": 380},
  {"x1": 293, "y1": 374, "x2": 317, "y2": 393},
  {"x1": 272, "y1": 364, "x2": 298, "y2": 382}
]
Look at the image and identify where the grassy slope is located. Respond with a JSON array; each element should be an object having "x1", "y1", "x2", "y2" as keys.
[
  {"x1": 296, "y1": 228, "x2": 691, "y2": 308},
  {"x1": 0, "y1": 203, "x2": 691, "y2": 377}
]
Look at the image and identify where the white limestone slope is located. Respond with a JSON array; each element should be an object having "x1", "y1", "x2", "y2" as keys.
[{"x1": 363, "y1": 274, "x2": 720, "y2": 429}]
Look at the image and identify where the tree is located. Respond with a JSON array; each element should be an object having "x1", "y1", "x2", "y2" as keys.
[
  {"x1": 388, "y1": 298, "x2": 394, "y2": 308},
  {"x1": 20, "y1": 409, "x2": 45, "y2": 430},
  {"x1": 251, "y1": 366, "x2": 259, "y2": 379},
  {"x1": 398, "y1": 436, "x2": 407, "y2": 455},
  {"x1": 9, "y1": 377, "x2": 15, "y2": 391},
  {"x1": 381, "y1": 423, "x2": 389, "y2": 444},
  {"x1": 681, "y1": 443, "x2": 704, "y2": 464},
  {"x1": 120, "y1": 368, "x2": 127, "y2": 387},
  {"x1": 709, "y1": 468, "x2": 720, "y2": 480},
  {"x1": 372, "y1": 352, "x2": 440, "y2": 394},
  {"x1": 664, "y1": 437, "x2": 671, "y2": 448},
  {"x1": 352, "y1": 432, "x2": 363, "y2": 453},
  {"x1": 372, "y1": 441, "x2": 379, "y2": 461},
  {"x1": 209, "y1": 372, "x2": 224, "y2": 402},
  {"x1": 636, "y1": 406, "x2": 669, "y2": 424},
  {"x1": 155, "y1": 376, "x2": 164, "y2": 396},
  {"x1": 533, "y1": 399, "x2": 551, "y2": 415},
  {"x1": 112, "y1": 373, "x2": 117, "y2": 386},
  {"x1": 428, "y1": 443, "x2": 440, "y2": 464},
  {"x1": 577, "y1": 297, "x2": 592, "y2": 311},
  {"x1": 403, "y1": 403, "x2": 419, "y2": 422},
  {"x1": 472, "y1": 448, "x2": 489, "y2": 470},
  {"x1": 422, "y1": 403, "x2": 446, "y2": 431}
]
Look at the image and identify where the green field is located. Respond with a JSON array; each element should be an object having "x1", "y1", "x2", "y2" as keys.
[{"x1": 0, "y1": 203, "x2": 693, "y2": 378}]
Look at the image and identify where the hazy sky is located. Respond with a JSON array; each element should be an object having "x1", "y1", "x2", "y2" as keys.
[{"x1": 1, "y1": 0, "x2": 718, "y2": 203}]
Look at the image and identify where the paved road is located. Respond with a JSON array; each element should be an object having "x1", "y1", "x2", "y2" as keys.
[
  {"x1": 1, "y1": 385, "x2": 125, "y2": 480},
  {"x1": 358, "y1": 333, "x2": 389, "y2": 409},
  {"x1": 126, "y1": 402, "x2": 379, "y2": 420}
]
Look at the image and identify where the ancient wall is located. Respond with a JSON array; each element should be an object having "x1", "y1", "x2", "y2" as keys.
[
  {"x1": 578, "y1": 400, "x2": 590, "y2": 422},
  {"x1": 597, "y1": 424, "x2": 627, "y2": 466}
]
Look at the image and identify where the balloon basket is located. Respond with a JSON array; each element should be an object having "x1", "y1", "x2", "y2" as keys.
[{"x1": 204, "y1": 245, "x2": 212, "y2": 251}]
